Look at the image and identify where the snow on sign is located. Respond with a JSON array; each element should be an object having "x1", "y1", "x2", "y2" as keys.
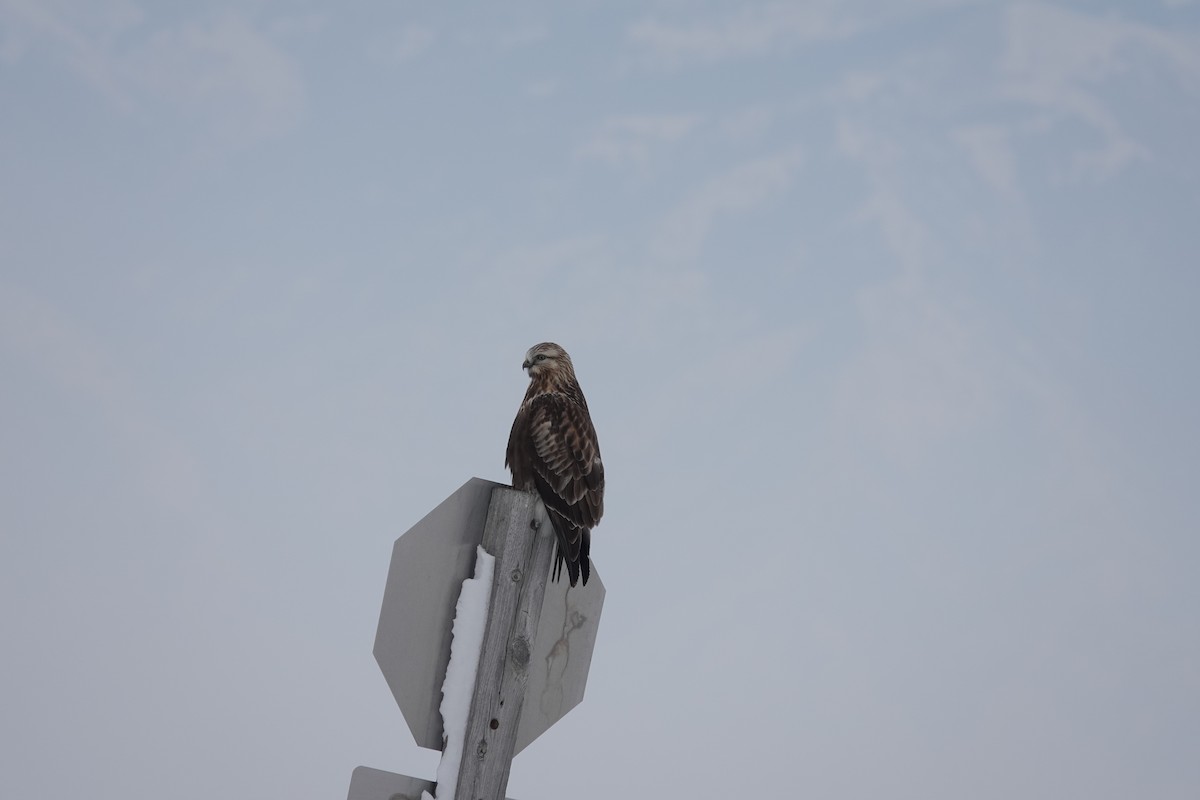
[{"x1": 372, "y1": 477, "x2": 605, "y2": 755}]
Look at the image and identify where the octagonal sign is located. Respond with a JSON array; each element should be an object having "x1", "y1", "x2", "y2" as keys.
[{"x1": 373, "y1": 477, "x2": 605, "y2": 755}]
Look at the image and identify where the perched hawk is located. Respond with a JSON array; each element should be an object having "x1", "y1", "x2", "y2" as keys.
[{"x1": 506, "y1": 342, "x2": 604, "y2": 586}]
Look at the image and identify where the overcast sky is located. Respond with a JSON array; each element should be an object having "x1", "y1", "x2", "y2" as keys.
[{"x1": 2, "y1": 1, "x2": 1198, "y2": 798}]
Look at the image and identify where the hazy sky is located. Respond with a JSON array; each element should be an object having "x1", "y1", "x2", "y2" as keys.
[{"x1": 2, "y1": 2, "x2": 1198, "y2": 798}]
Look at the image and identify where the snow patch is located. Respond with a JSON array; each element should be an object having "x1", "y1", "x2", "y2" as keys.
[{"x1": 422, "y1": 545, "x2": 495, "y2": 800}]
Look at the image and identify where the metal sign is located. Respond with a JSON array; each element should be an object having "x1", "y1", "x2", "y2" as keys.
[
  {"x1": 372, "y1": 478, "x2": 605, "y2": 755},
  {"x1": 347, "y1": 767, "x2": 434, "y2": 800},
  {"x1": 347, "y1": 767, "x2": 519, "y2": 800}
]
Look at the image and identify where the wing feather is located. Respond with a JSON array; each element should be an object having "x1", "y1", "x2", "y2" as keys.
[{"x1": 527, "y1": 394, "x2": 604, "y2": 528}]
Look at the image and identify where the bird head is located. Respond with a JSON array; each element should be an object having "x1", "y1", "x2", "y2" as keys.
[{"x1": 522, "y1": 342, "x2": 574, "y2": 382}]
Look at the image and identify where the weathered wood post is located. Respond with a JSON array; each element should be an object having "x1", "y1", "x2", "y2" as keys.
[{"x1": 453, "y1": 487, "x2": 555, "y2": 800}]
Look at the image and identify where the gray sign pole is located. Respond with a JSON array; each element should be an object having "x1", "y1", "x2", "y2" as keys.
[{"x1": 453, "y1": 487, "x2": 555, "y2": 800}]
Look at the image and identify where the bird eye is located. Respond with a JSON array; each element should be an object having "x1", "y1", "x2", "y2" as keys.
[{"x1": 535, "y1": 354, "x2": 547, "y2": 362}]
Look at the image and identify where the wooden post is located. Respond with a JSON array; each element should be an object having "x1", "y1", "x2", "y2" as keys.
[{"x1": 453, "y1": 486, "x2": 556, "y2": 800}]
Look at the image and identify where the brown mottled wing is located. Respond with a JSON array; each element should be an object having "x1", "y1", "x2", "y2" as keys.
[
  {"x1": 505, "y1": 402, "x2": 534, "y2": 492},
  {"x1": 526, "y1": 393, "x2": 604, "y2": 529}
]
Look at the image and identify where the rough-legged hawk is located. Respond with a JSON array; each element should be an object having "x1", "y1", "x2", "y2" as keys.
[{"x1": 506, "y1": 342, "x2": 604, "y2": 586}]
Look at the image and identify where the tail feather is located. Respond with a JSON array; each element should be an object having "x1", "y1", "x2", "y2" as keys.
[
  {"x1": 579, "y1": 529, "x2": 591, "y2": 586},
  {"x1": 549, "y1": 519, "x2": 590, "y2": 587}
]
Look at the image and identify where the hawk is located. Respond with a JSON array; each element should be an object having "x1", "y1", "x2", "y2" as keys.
[{"x1": 506, "y1": 342, "x2": 604, "y2": 586}]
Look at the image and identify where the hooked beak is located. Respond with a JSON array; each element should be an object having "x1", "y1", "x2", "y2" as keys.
[{"x1": 522, "y1": 359, "x2": 532, "y2": 372}]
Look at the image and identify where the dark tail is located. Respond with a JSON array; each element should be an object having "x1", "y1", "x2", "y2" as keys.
[{"x1": 552, "y1": 525, "x2": 591, "y2": 587}]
